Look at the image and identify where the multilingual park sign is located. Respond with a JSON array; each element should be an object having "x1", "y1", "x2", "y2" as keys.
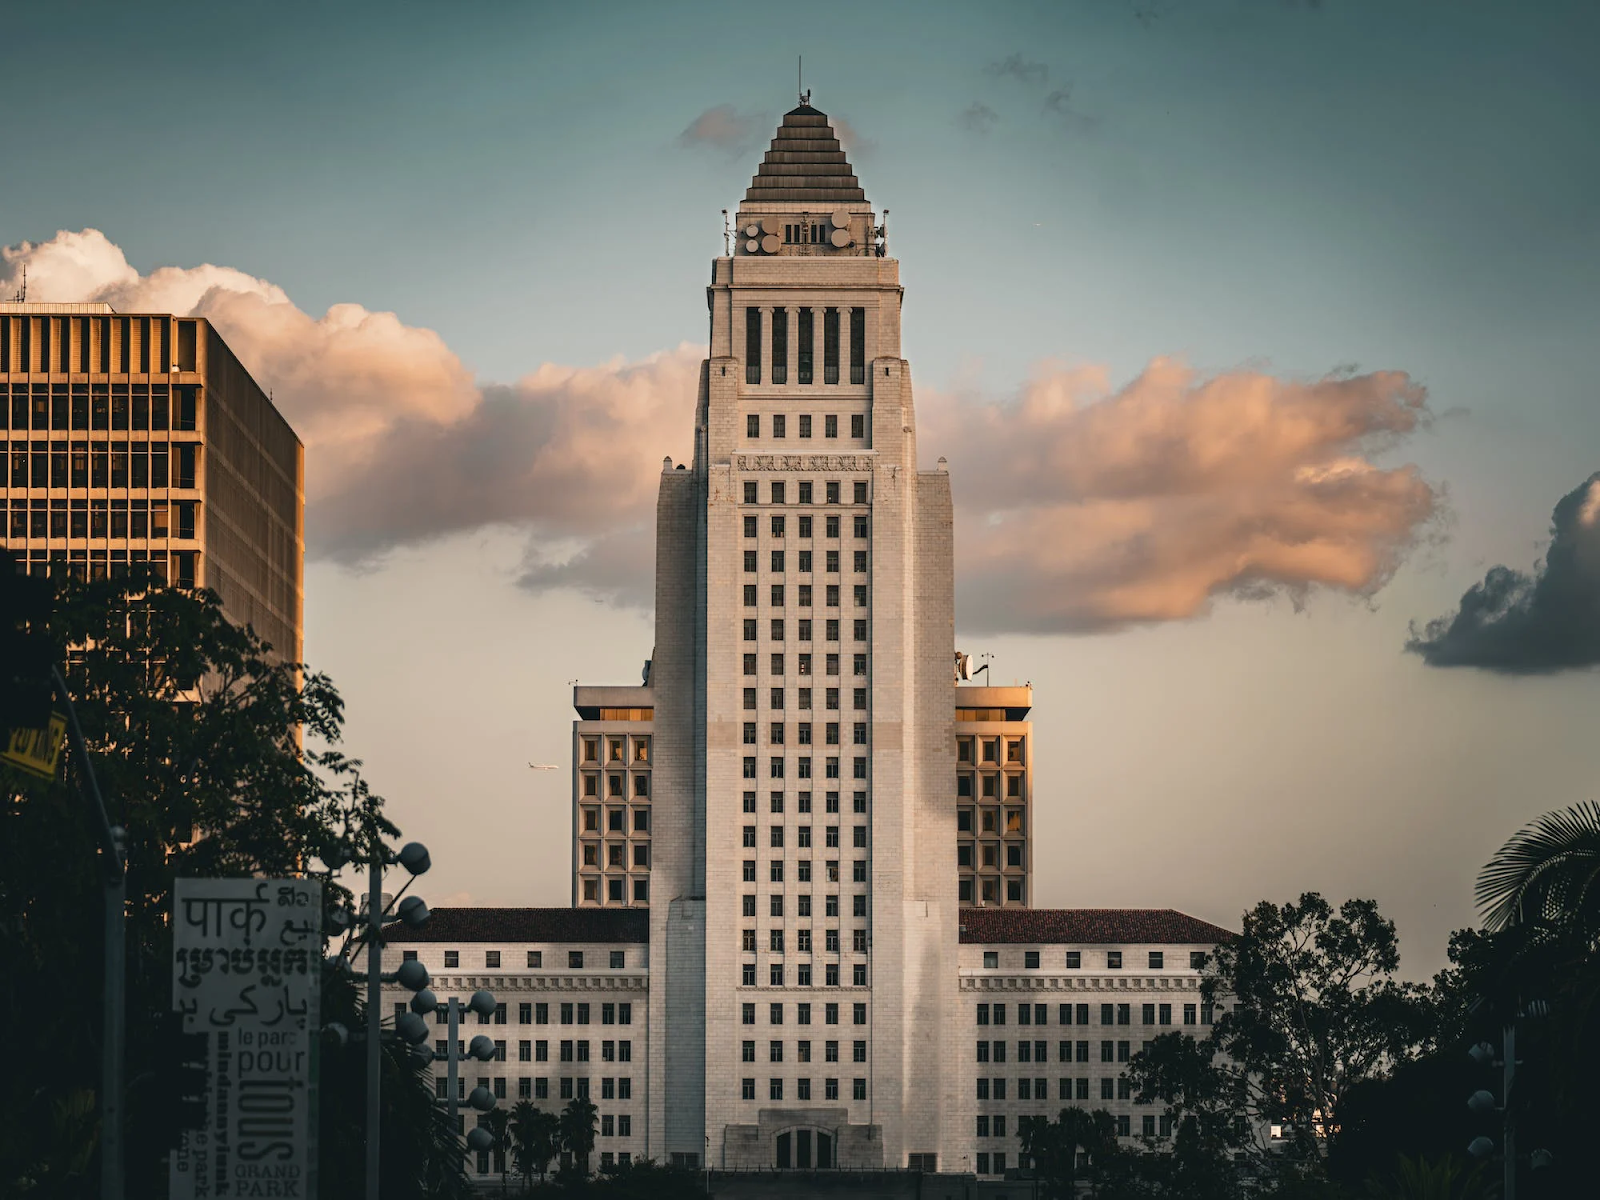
[{"x1": 171, "y1": 877, "x2": 321, "y2": 1199}]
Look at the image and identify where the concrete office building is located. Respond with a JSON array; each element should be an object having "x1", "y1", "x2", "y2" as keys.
[
  {"x1": 0, "y1": 303, "x2": 303, "y2": 661},
  {"x1": 386, "y1": 102, "x2": 1231, "y2": 1185}
]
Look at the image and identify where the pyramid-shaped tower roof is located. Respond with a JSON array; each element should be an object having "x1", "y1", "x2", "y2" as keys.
[{"x1": 744, "y1": 104, "x2": 866, "y2": 203}]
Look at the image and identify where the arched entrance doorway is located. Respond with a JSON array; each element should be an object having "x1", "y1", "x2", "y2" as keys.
[{"x1": 774, "y1": 1127, "x2": 833, "y2": 1168}]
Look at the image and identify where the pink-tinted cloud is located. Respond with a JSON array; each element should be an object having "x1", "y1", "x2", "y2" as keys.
[
  {"x1": 4, "y1": 231, "x2": 1442, "y2": 633},
  {"x1": 924, "y1": 358, "x2": 1441, "y2": 632}
]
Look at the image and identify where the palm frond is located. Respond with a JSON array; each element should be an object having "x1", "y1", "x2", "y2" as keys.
[{"x1": 1477, "y1": 800, "x2": 1600, "y2": 932}]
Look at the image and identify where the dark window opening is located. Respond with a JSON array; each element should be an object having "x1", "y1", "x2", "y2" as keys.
[
  {"x1": 745, "y1": 308, "x2": 762, "y2": 385},
  {"x1": 823, "y1": 308, "x2": 840, "y2": 385},
  {"x1": 771, "y1": 309, "x2": 788, "y2": 385},
  {"x1": 798, "y1": 308, "x2": 814, "y2": 385}
]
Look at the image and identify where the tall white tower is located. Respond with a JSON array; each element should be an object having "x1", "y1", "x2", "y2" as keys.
[{"x1": 645, "y1": 100, "x2": 959, "y2": 1171}]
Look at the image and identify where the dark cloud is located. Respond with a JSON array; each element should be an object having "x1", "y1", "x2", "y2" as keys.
[
  {"x1": 985, "y1": 54, "x2": 1049, "y2": 86},
  {"x1": 517, "y1": 526, "x2": 656, "y2": 607},
  {"x1": 1406, "y1": 473, "x2": 1600, "y2": 674},
  {"x1": 676, "y1": 104, "x2": 768, "y2": 157},
  {"x1": 958, "y1": 102, "x2": 1000, "y2": 134}
]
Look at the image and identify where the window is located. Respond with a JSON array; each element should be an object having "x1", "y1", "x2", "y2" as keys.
[
  {"x1": 742, "y1": 1078, "x2": 755, "y2": 1100},
  {"x1": 747, "y1": 413, "x2": 760, "y2": 438},
  {"x1": 851, "y1": 413, "x2": 865, "y2": 438},
  {"x1": 1191, "y1": 951, "x2": 1209, "y2": 970},
  {"x1": 444, "y1": 951, "x2": 459, "y2": 968},
  {"x1": 983, "y1": 952, "x2": 998, "y2": 969},
  {"x1": 745, "y1": 308, "x2": 762, "y2": 384},
  {"x1": 1065, "y1": 951, "x2": 1081, "y2": 970},
  {"x1": 798, "y1": 308, "x2": 814, "y2": 384},
  {"x1": 825, "y1": 414, "x2": 838, "y2": 438},
  {"x1": 773, "y1": 414, "x2": 786, "y2": 438},
  {"x1": 744, "y1": 481, "x2": 759, "y2": 503},
  {"x1": 611, "y1": 950, "x2": 625, "y2": 969},
  {"x1": 1149, "y1": 951, "x2": 1164, "y2": 970},
  {"x1": 1024, "y1": 951, "x2": 1040, "y2": 970},
  {"x1": 568, "y1": 952, "x2": 583, "y2": 969},
  {"x1": 743, "y1": 1004, "x2": 756, "y2": 1025},
  {"x1": 1107, "y1": 951, "x2": 1123, "y2": 970},
  {"x1": 1184, "y1": 1003, "x2": 1197, "y2": 1026},
  {"x1": 799, "y1": 481, "x2": 813, "y2": 504}
]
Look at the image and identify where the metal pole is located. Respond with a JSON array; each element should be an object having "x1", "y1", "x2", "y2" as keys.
[
  {"x1": 51, "y1": 666, "x2": 124, "y2": 1200},
  {"x1": 366, "y1": 855, "x2": 382, "y2": 1200},
  {"x1": 447, "y1": 998, "x2": 460, "y2": 1132},
  {"x1": 1503, "y1": 1022, "x2": 1516, "y2": 1200},
  {"x1": 102, "y1": 831, "x2": 126, "y2": 1200}
]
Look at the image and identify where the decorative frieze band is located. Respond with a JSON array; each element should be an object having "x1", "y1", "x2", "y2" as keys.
[
  {"x1": 958, "y1": 975, "x2": 1200, "y2": 993},
  {"x1": 734, "y1": 453, "x2": 876, "y2": 472},
  {"x1": 428, "y1": 974, "x2": 649, "y2": 993}
]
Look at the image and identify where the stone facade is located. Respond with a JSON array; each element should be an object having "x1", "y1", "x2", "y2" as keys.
[{"x1": 385, "y1": 103, "x2": 1235, "y2": 1188}]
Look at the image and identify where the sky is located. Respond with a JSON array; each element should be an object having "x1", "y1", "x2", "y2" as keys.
[{"x1": 5, "y1": 0, "x2": 1598, "y2": 977}]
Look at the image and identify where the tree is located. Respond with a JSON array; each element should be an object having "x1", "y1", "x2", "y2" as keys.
[
  {"x1": 1477, "y1": 799, "x2": 1600, "y2": 933},
  {"x1": 1019, "y1": 1107, "x2": 1118, "y2": 1198},
  {"x1": 0, "y1": 569, "x2": 464, "y2": 1197},
  {"x1": 558, "y1": 1095, "x2": 599, "y2": 1178},
  {"x1": 510, "y1": 1100, "x2": 560, "y2": 1188},
  {"x1": 1203, "y1": 894, "x2": 1435, "y2": 1169}
]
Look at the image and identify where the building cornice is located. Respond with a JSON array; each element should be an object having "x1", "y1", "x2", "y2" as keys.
[
  {"x1": 958, "y1": 974, "x2": 1202, "y2": 993},
  {"x1": 428, "y1": 974, "x2": 648, "y2": 993}
]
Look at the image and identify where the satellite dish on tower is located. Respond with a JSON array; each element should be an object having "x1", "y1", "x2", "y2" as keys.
[
  {"x1": 745, "y1": 239, "x2": 760, "y2": 253},
  {"x1": 761, "y1": 216, "x2": 782, "y2": 236},
  {"x1": 829, "y1": 228, "x2": 852, "y2": 248},
  {"x1": 830, "y1": 210, "x2": 849, "y2": 229},
  {"x1": 761, "y1": 234, "x2": 782, "y2": 254},
  {"x1": 744, "y1": 223, "x2": 761, "y2": 239}
]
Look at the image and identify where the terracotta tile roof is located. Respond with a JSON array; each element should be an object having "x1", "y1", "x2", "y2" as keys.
[
  {"x1": 386, "y1": 907, "x2": 647, "y2": 945},
  {"x1": 958, "y1": 908, "x2": 1234, "y2": 945},
  {"x1": 745, "y1": 107, "x2": 866, "y2": 203}
]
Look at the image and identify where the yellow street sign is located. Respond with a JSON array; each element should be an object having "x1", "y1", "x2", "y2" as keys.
[{"x1": 2, "y1": 714, "x2": 68, "y2": 780}]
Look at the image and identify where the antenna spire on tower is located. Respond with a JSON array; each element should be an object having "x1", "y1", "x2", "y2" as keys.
[{"x1": 798, "y1": 55, "x2": 809, "y2": 107}]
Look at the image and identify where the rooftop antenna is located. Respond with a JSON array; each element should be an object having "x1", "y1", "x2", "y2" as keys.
[
  {"x1": 798, "y1": 56, "x2": 809, "y2": 108},
  {"x1": 722, "y1": 209, "x2": 731, "y2": 256},
  {"x1": 11, "y1": 264, "x2": 25, "y2": 303}
]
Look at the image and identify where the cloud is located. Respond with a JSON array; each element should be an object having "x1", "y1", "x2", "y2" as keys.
[
  {"x1": 985, "y1": 54, "x2": 1049, "y2": 86},
  {"x1": 4, "y1": 230, "x2": 1441, "y2": 636},
  {"x1": 924, "y1": 359, "x2": 1441, "y2": 634},
  {"x1": 677, "y1": 104, "x2": 768, "y2": 157},
  {"x1": 1, "y1": 229, "x2": 694, "y2": 584},
  {"x1": 1406, "y1": 473, "x2": 1600, "y2": 674},
  {"x1": 959, "y1": 102, "x2": 1000, "y2": 134},
  {"x1": 829, "y1": 114, "x2": 877, "y2": 159}
]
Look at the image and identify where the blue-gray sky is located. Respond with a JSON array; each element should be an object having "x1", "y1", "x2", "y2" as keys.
[{"x1": 6, "y1": 0, "x2": 1598, "y2": 974}]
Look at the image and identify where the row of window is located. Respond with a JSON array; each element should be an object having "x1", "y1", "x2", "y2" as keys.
[
  {"x1": 743, "y1": 1035, "x2": 867, "y2": 1064},
  {"x1": 977, "y1": 1000, "x2": 1213, "y2": 1026},
  {"x1": 580, "y1": 843, "x2": 650, "y2": 868},
  {"x1": 741, "y1": 962, "x2": 870, "y2": 986},
  {"x1": 960, "y1": 878, "x2": 1028, "y2": 904},
  {"x1": 742, "y1": 1077, "x2": 868, "y2": 1101},
  {"x1": 579, "y1": 806, "x2": 651, "y2": 831},
  {"x1": 6, "y1": 441, "x2": 198, "y2": 489},
  {"x1": 741, "y1": 926, "x2": 869, "y2": 952},
  {"x1": 741, "y1": 824, "x2": 867, "y2": 849},
  {"x1": 960, "y1": 844, "x2": 1026, "y2": 869},
  {"x1": 742, "y1": 584, "x2": 863, "y2": 610},
  {"x1": 977, "y1": 1076, "x2": 1150, "y2": 1102},
  {"x1": 742, "y1": 550, "x2": 868, "y2": 577},
  {"x1": 743, "y1": 306, "x2": 866, "y2": 386},
  {"x1": 743, "y1": 513, "x2": 869, "y2": 539},
  {"x1": 741, "y1": 998, "x2": 867, "y2": 1025},
  {"x1": 2, "y1": 383, "x2": 199, "y2": 432},
  {"x1": 2, "y1": 547, "x2": 196, "y2": 585},
  {"x1": 741, "y1": 859, "x2": 868, "y2": 884},
  {"x1": 978, "y1": 1034, "x2": 1212, "y2": 1064},
  {"x1": 744, "y1": 686, "x2": 869, "y2": 712},
  {"x1": 463, "y1": 1074, "x2": 633, "y2": 1103},
  {"x1": 579, "y1": 736, "x2": 649, "y2": 764},
  {"x1": 410, "y1": 950, "x2": 629, "y2": 973},
  {"x1": 979, "y1": 949, "x2": 1208, "y2": 971},
  {"x1": 742, "y1": 891, "x2": 869, "y2": 918},
  {"x1": 742, "y1": 790, "x2": 867, "y2": 814},
  {"x1": 745, "y1": 721, "x2": 869, "y2": 748},
  {"x1": 742, "y1": 618, "x2": 868, "y2": 643},
  {"x1": 958, "y1": 736, "x2": 1026, "y2": 764},
  {"x1": 740, "y1": 754, "x2": 869, "y2": 780},
  {"x1": 6, "y1": 498, "x2": 194, "y2": 540},
  {"x1": 742, "y1": 480, "x2": 869, "y2": 506},
  {"x1": 583, "y1": 878, "x2": 649, "y2": 903}
]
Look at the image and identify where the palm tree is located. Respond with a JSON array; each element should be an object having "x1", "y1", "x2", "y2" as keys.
[
  {"x1": 557, "y1": 1095, "x2": 599, "y2": 1179},
  {"x1": 1477, "y1": 799, "x2": 1600, "y2": 933},
  {"x1": 483, "y1": 1107, "x2": 511, "y2": 1193},
  {"x1": 509, "y1": 1101, "x2": 559, "y2": 1191}
]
